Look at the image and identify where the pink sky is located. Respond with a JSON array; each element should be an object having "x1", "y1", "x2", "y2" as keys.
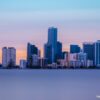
[{"x1": 0, "y1": 1, "x2": 100, "y2": 65}]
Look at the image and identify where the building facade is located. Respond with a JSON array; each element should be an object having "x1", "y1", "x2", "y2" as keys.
[
  {"x1": 44, "y1": 44, "x2": 52, "y2": 64},
  {"x1": 32, "y1": 54, "x2": 39, "y2": 67},
  {"x1": 95, "y1": 40, "x2": 100, "y2": 67},
  {"x1": 44, "y1": 27, "x2": 58, "y2": 64},
  {"x1": 2, "y1": 47, "x2": 16, "y2": 68},
  {"x1": 70, "y1": 45, "x2": 81, "y2": 54},
  {"x1": 2, "y1": 47, "x2": 8, "y2": 67},
  {"x1": 20, "y1": 60, "x2": 27, "y2": 69},
  {"x1": 56, "y1": 41, "x2": 62, "y2": 60},
  {"x1": 27, "y1": 43, "x2": 38, "y2": 67},
  {"x1": 83, "y1": 42, "x2": 95, "y2": 64}
]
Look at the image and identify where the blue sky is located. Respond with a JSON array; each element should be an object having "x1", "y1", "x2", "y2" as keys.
[
  {"x1": 0, "y1": 0, "x2": 100, "y2": 11},
  {"x1": 0, "y1": 0, "x2": 100, "y2": 64}
]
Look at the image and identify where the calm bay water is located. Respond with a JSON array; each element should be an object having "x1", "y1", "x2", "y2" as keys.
[{"x1": 0, "y1": 69, "x2": 100, "y2": 100}]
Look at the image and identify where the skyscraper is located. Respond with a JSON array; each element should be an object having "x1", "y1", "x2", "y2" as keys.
[
  {"x1": 83, "y1": 42, "x2": 95, "y2": 63},
  {"x1": 44, "y1": 44, "x2": 52, "y2": 64},
  {"x1": 95, "y1": 40, "x2": 100, "y2": 67},
  {"x1": 56, "y1": 41, "x2": 62, "y2": 60},
  {"x1": 70, "y1": 45, "x2": 81, "y2": 54},
  {"x1": 2, "y1": 47, "x2": 16, "y2": 68},
  {"x1": 48, "y1": 27, "x2": 57, "y2": 46},
  {"x1": 27, "y1": 43, "x2": 38, "y2": 67},
  {"x1": 44, "y1": 27, "x2": 58, "y2": 64}
]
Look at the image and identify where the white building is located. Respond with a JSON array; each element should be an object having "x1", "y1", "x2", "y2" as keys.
[
  {"x1": 69, "y1": 53, "x2": 79, "y2": 68},
  {"x1": 70, "y1": 53, "x2": 78, "y2": 61},
  {"x1": 95, "y1": 40, "x2": 100, "y2": 67},
  {"x1": 2, "y1": 47, "x2": 7, "y2": 67},
  {"x1": 2, "y1": 47, "x2": 16, "y2": 68},
  {"x1": 77, "y1": 52, "x2": 87, "y2": 67},
  {"x1": 20, "y1": 60, "x2": 27, "y2": 69},
  {"x1": 87, "y1": 60, "x2": 94, "y2": 67},
  {"x1": 69, "y1": 52, "x2": 87, "y2": 68},
  {"x1": 57, "y1": 59, "x2": 68, "y2": 68}
]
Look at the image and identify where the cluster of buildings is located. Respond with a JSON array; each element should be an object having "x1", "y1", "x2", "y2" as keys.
[
  {"x1": 1, "y1": 27, "x2": 100, "y2": 69},
  {"x1": 43, "y1": 27, "x2": 100, "y2": 69}
]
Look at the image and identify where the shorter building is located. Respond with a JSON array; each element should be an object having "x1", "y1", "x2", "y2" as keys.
[
  {"x1": 87, "y1": 60, "x2": 94, "y2": 68},
  {"x1": 20, "y1": 60, "x2": 27, "y2": 69},
  {"x1": 69, "y1": 53, "x2": 79, "y2": 68},
  {"x1": 2, "y1": 47, "x2": 16, "y2": 68},
  {"x1": 47, "y1": 63, "x2": 57, "y2": 69},
  {"x1": 70, "y1": 45, "x2": 81, "y2": 54},
  {"x1": 57, "y1": 59, "x2": 68, "y2": 68},
  {"x1": 69, "y1": 61, "x2": 81, "y2": 68},
  {"x1": 32, "y1": 54, "x2": 39, "y2": 67},
  {"x1": 77, "y1": 52, "x2": 87, "y2": 67},
  {"x1": 57, "y1": 52, "x2": 70, "y2": 68},
  {"x1": 2, "y1": 47, "x2": 7, "y2": 67},
  {"x1": 70, "y1": 53, "x2": 78, "y2": 61},
  {"x1": 62, "y1": 52, "x2": 69, "y2": 60},
  {"x1": 69, "y1": 52, "x2": 87, "y2": 68},
  {"x1": 38, "y1": 58, "x2": 48, "y2": 68}
]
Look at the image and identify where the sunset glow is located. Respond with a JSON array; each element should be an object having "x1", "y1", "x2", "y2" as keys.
[{"x1": 0, "y1": 0, "x2": 100, "y2": 64}]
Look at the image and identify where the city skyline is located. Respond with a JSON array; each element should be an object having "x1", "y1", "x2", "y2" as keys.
[
  {"x1": 0, "y1": 26, "x2": 100, "y2": 68},
  {"x1": 0, "y1": 28, "x2": 100, "y2": 65},
  {"x1": 1, "y1": 29, "x2": 100, "y2": 68},
  {"x1": 0, "y1": 0, "x2": 100, "y2": 64}
]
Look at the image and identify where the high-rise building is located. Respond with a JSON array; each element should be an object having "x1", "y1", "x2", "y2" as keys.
[
  {"x1": 95, "y1": 40, "x2": 100, "y2": 67},
  {"x1": 56, "y1": 41, "x2": 62, "y2": 60},
  {"x1": 44, "y1": 27, "x2": 58, "y2": 64},
  {"x1": 48, "y1": 27, "x2": 57, "y2": 46},
  {"x1": 7, "y1": 47, "x2": 16, "y2": 67},
  {"x1": 2, "y1": 47, "x2": 7, "y2": 67},
  {"x1": 48, "y1": 27, "x2": 58, "y2": 63},
  {"x1": 2, "y1": 47, "x2": 16, "y2": 68},
  {"x1": 44, "y1": 44, "x2": 52, "y2": 64},
  {"x1": 70, "y1": 45, "x2": 81, "y2": 54},
  {"x1": 27, "y1": 43, "x2": 38, "y2": 67},
  {"x1": 83, "y1": 42, "x2": 95, "y2": 64}
]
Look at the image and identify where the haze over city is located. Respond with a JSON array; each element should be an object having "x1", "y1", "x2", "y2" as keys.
[{"x1": 0, "y1": 0, "x2": 100, "y2": 64}]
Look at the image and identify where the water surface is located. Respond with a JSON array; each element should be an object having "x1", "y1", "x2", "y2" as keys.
[{"x1": 0, "y1": 70, "x2": 100, "y2": 100}]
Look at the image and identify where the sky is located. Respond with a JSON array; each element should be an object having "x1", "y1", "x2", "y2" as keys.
[{"x1": 0, "y1": 0, "x2": 100, "y2": 64}]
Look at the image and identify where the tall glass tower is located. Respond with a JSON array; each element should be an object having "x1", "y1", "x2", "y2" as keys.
[
  {"x1": 48, "y1": 27, "x2": 57, "y2": 63},
  {"x1": 48, "y1": 27, "x2": 57, "y2": 46},
  {"x1": 83, "y1": 42, "x2": 95, "y2": 64},
  {"x1": 95, "y1": 40, "x2": 100, "y2": 67},
  {"x1": 44, "y1": 27, "x2": 58, "y2": 64}
]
